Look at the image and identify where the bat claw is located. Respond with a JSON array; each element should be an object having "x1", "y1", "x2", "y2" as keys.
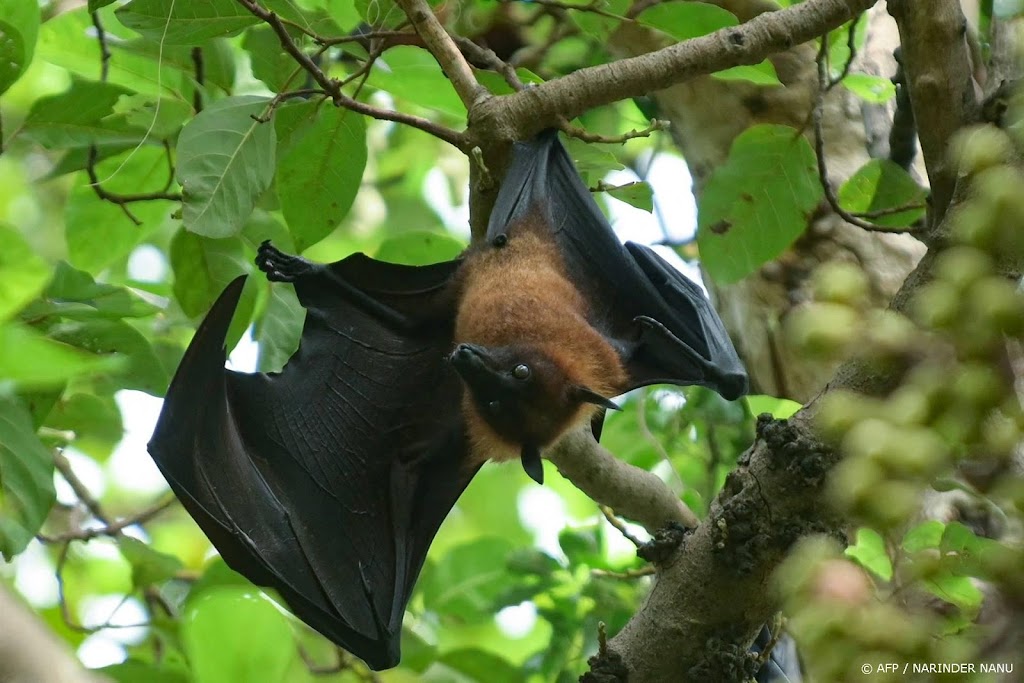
[{"x1": 256, "y1": 241, "x2": 314, "y2": 282}]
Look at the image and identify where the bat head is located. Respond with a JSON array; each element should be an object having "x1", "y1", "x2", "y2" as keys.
[{"x1": 448, "y1": 342, "x2": 618, "y2": 468}]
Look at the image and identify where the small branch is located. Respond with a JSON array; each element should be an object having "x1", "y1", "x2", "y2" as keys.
[
  {"x1": 547, "y1": 428, "x2": 700, "y2": 532},
  {"x1": 236, "y1": 0, "x2": 466, "y2": 148},
  {"x1": 851, "y1": 200, "x2": 926, "y2": 219},
  {"x1": 191, "y1": 47, "x2": 205, "y2": 113},
  {"x1": 453, "y1": 35, "x2": 524, "y2": 91},
  {"x1": 252, "y1": 88, "x2": 330, "y2": 123},
  {"x1": 502, "y1": 0, "x2": 629, "y2": 22},
  {"x1": 89, "y1": 11, "x2": 111, "y2": 82},
  {"x1": 561, "y1": 118, "x2": 668, "y2": 144},
  {"x1": 599, "y1": 505, "x2": 645, "y2": 547},
  {"x1": 53, "y1": 451, "x2": 109, "y2": 525},
  {"x1": 814, "y1": 38, "x2": 922, "y2": 236},
  {"x1": 826, "y1": 16, "x2": 861, "y2": 90},
  {"x1": 591, "y1": 566, "x2": 656, "y2": 580},
  {"x1": 394, "y1": 0, "x2": 488, "y2": 109},
  {"x1": 39, "y1": 496, "x2": 175, "y2": 544}
]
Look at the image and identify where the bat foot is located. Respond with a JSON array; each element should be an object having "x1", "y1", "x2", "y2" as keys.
[{"x1": 256, "y1": 240, "x2": 314, "y2": 282}]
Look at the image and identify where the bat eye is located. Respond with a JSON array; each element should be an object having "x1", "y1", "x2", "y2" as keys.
[
  {"x1": 488, "y1": 400, "x2": 501, "y2": 414},
  {"x1": 512, "y1": 364, "x2": 530, "y2": 380}
]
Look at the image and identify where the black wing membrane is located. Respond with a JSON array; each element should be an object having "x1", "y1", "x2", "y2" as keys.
[
  {"x1": 487, "y1": 130, "x2": 748, "y2": 400},
  {"x1": 149, "y1": 256, "x2": 474, "y2": 671}
]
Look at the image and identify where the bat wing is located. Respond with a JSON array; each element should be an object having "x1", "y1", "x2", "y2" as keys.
[
  {"x1": 149, "y1": 254, "x2": 475, "y2": 671},
  {"x1": 487, "y1": 130, "x2": 748, "y2": 400}
]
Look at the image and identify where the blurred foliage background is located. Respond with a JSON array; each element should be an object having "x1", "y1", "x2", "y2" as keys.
[{"x1": 1, "y1": 0, "x2": 1023, "y2": 682}]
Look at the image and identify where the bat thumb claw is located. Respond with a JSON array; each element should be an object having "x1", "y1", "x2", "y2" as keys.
[{"x1": 520, "y1": 445, "x2": 544, "y2": 485}]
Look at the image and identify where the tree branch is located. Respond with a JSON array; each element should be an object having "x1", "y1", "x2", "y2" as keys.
[
  {"x1": 0, "y1": 584, "x2": 110, "y2": 683},
  {"x1": 887, "y1": 0, "x2": 978, "y2": 225},
  {"x1": 547, "y1": 429, "x2": 700, "y2": 532},
  {"x1": 395, "y1": 0, "x2": 488, "y2": 109},
  {"x1": 470, "y1": 0, "x2": 879, "y2": 143}
]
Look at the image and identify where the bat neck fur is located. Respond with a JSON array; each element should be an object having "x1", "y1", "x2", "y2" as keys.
[{"x1": 454, "y1": 208, "x2": 626, "y2": 465}]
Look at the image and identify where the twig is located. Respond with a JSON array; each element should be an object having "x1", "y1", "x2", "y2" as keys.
[
  {"x1": 191, "y1": 47, "x2": 205, "y2": 113},
  {"x1": 814, "y1": 36, "x2": 921, "y2": 236},
  {"x1": 39, "y1": 496, "x2": 175, "y2": 544},
  {"x1": 561, "y1": 118, "x2": 668, "y2": 144},
  {"x1": 235, "y1": 0, "x2": 466, "y2": 148},
  {"x1": 591, "y1": 566, "x2": 656, "y2": 580},
  {"x1": 251, "y1": 88, "x2": 330, "y2": 123},
  {"x1": 637, "y1": 389, "x2": 689, "y2": 498},
  {"x1": 599, "y1": 505, "x2": 644, "y2": 547},
  {"x1": 53, "y1": 451, "x2": 109, "y2": 525},
  {"x1": 394, "y1": 0, "x2": 488, "y2": 109},
  {"x1": 502, "y1": 0, "x2": 630, "y2": 22},
  {"x1": 89, "y1": 11, "x2": 111, "y2": 82},
  {"x1": 453, "y1": 35, "x2": 525, "y2": 91},
  {"x1": 851, "y1": 200, "x2": 926, "y2": 219},
  {"x1": 826, "y1": 16, "x2": 861, "y2": 90},
  {"x1": 754, "y1": 613, "x2": 785, "y2": 668}
]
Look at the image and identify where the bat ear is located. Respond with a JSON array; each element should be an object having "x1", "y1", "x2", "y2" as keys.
[
  {"x1": 520, "y1": 444, "x2": 544, "y2": 484},
  {"x1": 570, "y1": 385, "x2": 621, "y2": 411}
]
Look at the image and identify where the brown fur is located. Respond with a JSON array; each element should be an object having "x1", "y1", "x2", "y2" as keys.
[{"x1": 454, "y1": 210, "x2": 627, "y2": 464}]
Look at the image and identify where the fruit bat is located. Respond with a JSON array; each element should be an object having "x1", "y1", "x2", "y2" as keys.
[{"x1": 148, "y1": 130, "x2": 748, "y2": 670}]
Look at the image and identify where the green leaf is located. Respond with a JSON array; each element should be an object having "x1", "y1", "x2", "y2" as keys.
[
  {"x1": 439, "y1": 649, "x2": 521, "y2": 683},
  {"x1": 22, "y1": 80, "x2": 142, "y2": 149},
  {"x1": 46, "y1": 319, "x2": 169, "y2": 395},
  {"x1": 419, "y1": 537, "x2": 515, "y2": 622},
  {"x1": 177, "y1": 96, "x2": 276, "y2": 238},
  {"x1": 367, "y1": 46, "x2": 465, "y2": 119},
  {"x1": 42, "y1": 393, "x2": 123, "y2": 460},
  {"x1": 844, "y1": 527, "x2": 892, "y2": 581},
  {"x1": 637, "y1": 1, "x2": 737, "y2": 41},
  {"x1": 276, "y1": 103, "x2": 367, "y2": 251},
  {"x1": 841, "y1": 73, "x2": 896, "y2": 103},
  {"x1": 374, "y1": 231, "x2": 465, "y2": 266},
  {"x1": 0, "y1": 224, "x2": 50, "y2": 322},
  {"x1": 110, "y1": 94, "x2": 193, "y2": 138},
  {"x1": 24, "y1": 262, "x2": 159, "y2": 321},
  {"x1": 559, "y1": 526, "x2": 603, "y2": 567},
  {"x1": 182, "y1": 588, "x2": 295, "y2": 683},
  {"x1": 572, "y1": 0, "x2": 629, "y2": 41},
  {"x1": 0, "y1": 0, "x2": 39, "y2": 96},
  {"x1": 605, "y1": 181, "x2": 654, "y2": 213},
  {"x1": 837, "y1": 159, "x2": 926, "y2": 228},
  {"x1": 0, "y1": 395, "x2": 56, "y2": 560},
  {"x1": 923, "y1": 572, "x2": 984, "y2": 612},
  {"x1": 119, "y1": 537, "x2": 184, "y2": 589},
  {"x1": 697, "y1": 124, "x2": 822, "y2": 283},
  {"x1": 745, "y1": 395, "x2": 801, "y2": 419},
  {"x1": 902, "y1": 520, "x2": 945, "y2": 552},
  {"x1": 65, "y1": 150, "x2": 174, "y2": 274},
  {"x1": 116, "y1": 0, "x2": 259, "y2": 44},
  {"x1": 255, "y1": 280, "x2": 302, "y2": 373},
  {"x1": 0, "y1": 323, "x2": 119, "y2": 388},
  {"x1": 97, "y1": 660, "x2": 189, "y2": 683},
  {"x1": 713, "y1": 61, "x2": 782, "y2": 86},
  {"x1": 242, "y1": 26, "x2": 296, "y2": 92},
  {"x1": 400, "y1": 625, "x2": 438, "y2": 673},
  {"x1": 169, "y1": 229, "x2": 253, "y2": 318},
  {"x1": 89, "y1": 0, "x2": 120, "y2": 10}
]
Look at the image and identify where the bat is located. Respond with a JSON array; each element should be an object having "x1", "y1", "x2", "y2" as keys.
[{"x1": 148, "y1": 130, "x2": 748, "y2": 670}]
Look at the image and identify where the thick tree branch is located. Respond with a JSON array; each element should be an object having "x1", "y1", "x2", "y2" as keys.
[
  {"x1": 469, "y1": 0, "x2": 878, "y2": 144},
  {"x1": 547, "y1": 429, "x2": 700, "y2": 532},
  {"x1": 395, "y1": 0, "x2": 489, "y2": 109},
  {"x1": 0, "y1": 584, "x2": 110, "y2": 683},
  {"x1": 887, "y1": 0, "x2": 978, "y2": 225},
  {"x1": 602, "y1": 217, "x2": 951, "y2": 681}
]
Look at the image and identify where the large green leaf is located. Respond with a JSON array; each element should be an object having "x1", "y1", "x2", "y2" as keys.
[
  {"x1": 183, "y1": 589, "x2": 294, "y2": 683},
  {"x1": 637, "y1": 1, "x2": 780, "y2": 85},
  {"x1": 838, "y1": 159, "x2": 926, "y2": 228},
  {"x1": 0, "y1": 0, "x2": 39, "y2": 95},
  {"x1": 374, "y1": 230, "x2": 465, "y2": 266},
  {"x1": 0, "y1": 395, "x2": 55, "y2": 560},
  {"x1": 0, "y1": 323, "x2": 119, "y2": 388},
  {"x1": 42, "y1": 392, "x2": 123, "y2": 460},
  {"x1": 367, "y1": 46, "x2": 466, "y2": 119},
  {"x1": 242, "y1": 26, "x2": 296, "y2": 93},
  {"x1": 845, "y1": 527, "x2": 893, "y2": 581},
  {"x1": 23, "y1": 262, "x2": 159, "y2": 321},
  {"x1": 116, "y1": 0, "x2": 259, "y2": 44},
  {"x1": 177, "y1": 96, "x2": 276, "y2": 238},
  {"x1": 22, "y1": 80, "x2": 143, "y2": 149},
  {"x1": 697, "y1": 124, "x2": 822, "y2": 283},
  {"x1": 276, "y1": 102, "x2": 368, "y2": 251},
  {"x1": 419, "y1": 537, "x2": 515, "y2": 622},
  {"x1": 64, "y1": 149, "x2": 174, "y2": 274},
  {"x1": 46, "y1": 319, "x2": 169, "y2": 395},
  {"x1": 169, "y1": 230, "x2": 251, "y2": 318},
  {"x1": 0, "y1": 224, "x2": 49, "y2": 322}
]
